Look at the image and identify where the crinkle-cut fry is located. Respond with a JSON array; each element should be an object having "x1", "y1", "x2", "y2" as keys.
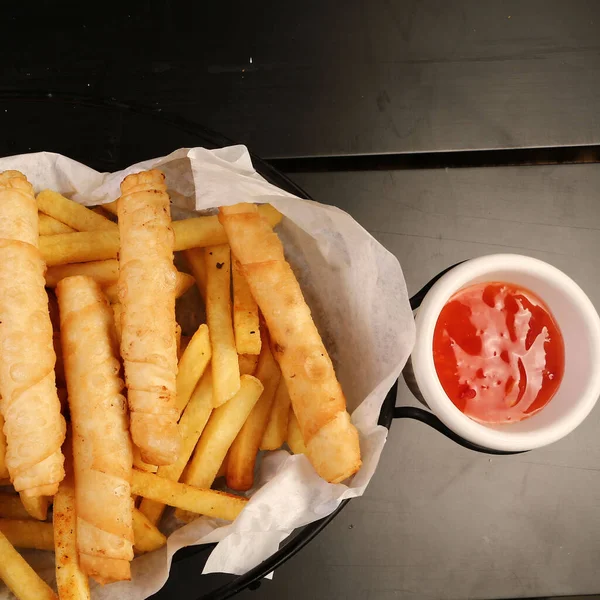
[
  {"x1": 132, "y1": 470, "x2": 247, "y2": 521},
  {"x1": 139, "y1": 371, "x2": 215, "y2": 525},
  {"x1": 0, "y1": 414, "x2": 8, "y2": 479},
  {"x1": 54, "y1": 437, "x2": 91, "y2": 600},
  {"x1": 104, "y1": 270, "x2": 194, "y2": 305},
  {"x1": 0, "y1": 529, "x2": 58, "y2": 600},
  {"x1": 183, "y1": 247, "x2": 207, "y2": 302},
  {"x1": 45, "y1": 260, "x2": 120, "y2": 288},
  {"x1": 57, "y1": 276, "x2": 134, "y2": 584},
  {"x1": 118, "y1": 170, "x2": 180, "y2": 466},
  {"x1": 39, "y1": 213, "x2": 75, "y2": 235},
  {"x1": 182, "y1": 375, "x2": 263, "y2": 494},
  {"x1": 238, "y1": 353, "x2": 259, "y2": 376},
  {"x1": 0, "y1": 170, "x2": 66, "y2": 497},
  {"x1": 39, "y1": 204, "x2": 283, "y2": 267},
  {"x1": 37, "y1": 190, "x2": 117, "y2": 232},
  {"x1": 0, "y1": 518, "x2": 54, "y2": 550},
  {"x1": 226, "y1": 340, "x2": 280, "y2": 491},
  {"x1": 287, "y1": 409, "x2": 307, "y2": 455},
  {"x1": 219, "y1": 203, "x2": 361, "y2": 484},
  {"x1": 19, "y1": 495, "x2": 49, "y2": 521},
  {"x1": 232, "y1": 258, "x2": 261, "y2": 355},
  {"x1": 132, "y1": 508, "x2": 166, "y2": 554},
  {"x1": 260, "y1": 377, "x2": 292, "y2": 451},
  {"x1": 205, "y1": 244, "x2": 240, "y2": 407},
  {"x1": 0, "y1": 494, "x2": 30, "y2": 520},
  {"x1": 175, "y1": 324, "x2": 211, "y2": 415}
]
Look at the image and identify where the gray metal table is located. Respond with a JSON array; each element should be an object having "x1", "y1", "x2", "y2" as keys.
[{"x1": 247, "y1": 163, "x2": 600, "y2": 599}]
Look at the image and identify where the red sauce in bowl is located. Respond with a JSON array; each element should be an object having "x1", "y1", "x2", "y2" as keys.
[{"x1": 433, "y1": 282, "x2": 565, "y2": 424}]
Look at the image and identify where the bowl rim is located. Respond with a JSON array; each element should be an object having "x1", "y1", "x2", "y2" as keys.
[{"x1": 411, "y1": 253, "x2": 600, "y2": 451}]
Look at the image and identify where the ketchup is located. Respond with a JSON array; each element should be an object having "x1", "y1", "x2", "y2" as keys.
[{"x1": 433, "y1": 282, "x2": 564, "y2": 424}]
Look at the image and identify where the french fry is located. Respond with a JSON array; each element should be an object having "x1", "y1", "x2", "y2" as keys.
[
  {"x1": 0, "y1": 415, "x2": 8, "y2": 479},
  {"x1": 219, "y1": 203, "x2": 361, "y2": 484},
  {"x1": 175, "y1": 324, "x2": 211, "y2": 415},
  {"x1": 118, "y1": 170, "x2": 180, "y2": 467},
  {"x1": 238, "y1": 353, "x2": 259, "y2": 376},
  {"x1": 206, "y1": 244, "x2": 240, "y2": 407},
  {"x1": 180, "y1": 336, "x2": 192, "y2": 357},
  {"x1": 0, "y1": 494, "x2": 30, "y2": 520},
  {"x1": 0, "y1": 529, "x2": 58, "y2": 600},
  {"x1": 0, "y1": 519, "x2": 54, "y2": 551},
  {"x1": 100, "y1": 200, "x2": 118, "y2": 216},
  {"x1": 260, "y1": 377, "x2": 291, "y2": 451},
  {"x1": 40, "y1": 204, "x2": 283, "y2": 267},
  {"x1": 132, "y1": 509, "x2": 166, "y2": 554},
  {"x1": 39, "y1": 213, "x2": 75, "y2": 235},
  {"x1": 287, "y1": 409, "x2": 307, "y2": 455},
  {"x1": 40, "y1": 230, "x2": 120, "y2": 266},
  {"x1": 45, "y1": 259, "x2": 119, "y2": 288},
  {"x1": 103, "y1": 270, "x2": 194, "y2": 304},
  {"x1": 54, "y1": 439, "x2": 90, "y2": 600},
  {"x1": 37, "y1": 190, "x2": 117, "y2": 232},
  {"x1": 183, "y1": 247, "x2": 207, "y2": 302},
  {"x1": 182, "y1": 375, "x2": 263, "y2": 492},
  {"x1": 232, "y1": 258, "x2": 261, "y2": 355},
  {"x1": 131, "y1": 470, "x2": 247, "y2": 522},
  {"x1": 227, "y1": 341, "x2": 281, "y2": 491},
  {"x1": 139, "y1": 371, "x2": 215, "y2": 525},
  {"x1": 19, "y1": 495, "x2": 49, "y2": 521}
]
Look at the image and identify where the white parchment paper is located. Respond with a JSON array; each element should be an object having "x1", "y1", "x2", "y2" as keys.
[{"x1": 0, "y1": 147, "x2": 415, "y2": 599}]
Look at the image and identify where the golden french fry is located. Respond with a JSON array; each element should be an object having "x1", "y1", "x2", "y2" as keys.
[
  {"x1": 0, "y1": 414, "x2": 8, "y2": 479},
  {"x1": 40, "y1": 205, "x2": 283, "y2": 267},
  {"x1": 206, "y1": 245, "x2": 240, "y2": 406},
  {"x1": 227, "y1": 341, "x2": 281, "y2": 491},
  {"x1": 183, "y1": 375, "x2": 263, "y2": 491},
  {"x1": 104, "y1": 270, "x2": 194, "y2": 304},
  {"x1": 37, "y1": 189, "x2": 117, "y2": 232},
  {"x1": 0, "y1": 494, "x2": 30, "y2": 520},
  {"x1": 260, "y1": 377, "x2": 291, "y2": 451},
  {"x1": 183, "y1": 247, "x2": 207, "y2": 302},
  {"x1": 232, "y1": 258, "x2": 261, "y2": 355},
  {"x1": 132, "y1": 508, "x2": 166, "y2": 554},
  {"x1": 0, "y1": 171, "x2": 66, "y2": 496},
  {"x1": 58, "y1": 276, "x2": 134, "y2": 584},
  {"x1": 175, "y1": 324, "x2": 211, "y2": 415},
  {"x1": 45, "y1": 259, "x2": 119, "y2": 288},
  {"x1": 139, "y1": 371, "x2": 214, "y2": 525},
  {"x1": 19, "y1": 495, "x2": 49, "y2": 521},
  {"x1": 287, "y1": 409, "x2": 307, "y2": 454},
  {"x1": 39, "y1": 213, "x2": 75, "y2": 235},
  {"x1": 40, "y1": 230, "x2": 120, "y2": 266},
  {"x1": 0, "y1": 529, "x2": 58, "y2": 600},
  {"x1": 54, "y1": 441, "x2": 91, "y2": 600},
  {"x1": 219, "y1": 203, "x2": 361, "y2": 484},
  {"x1": 132, "y1": 447, "x2": 158, "y2": 474},
  {"x1": 0, "y1": 519, "x2": 54, "y2": 551},
  {"x1": 132, "y1": 470, "x2": 247, "y2": 522},
  {"x1": 238, "y1": 353, "x2": 259, "y2": 376},
  {"x1": 180, "y1": 336, "x2": 192, "y2": 357},
  {"x1": 118, "y1": 170, "x2": 180, "y2": 467}
]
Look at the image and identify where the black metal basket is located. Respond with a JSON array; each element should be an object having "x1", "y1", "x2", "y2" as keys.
[{"x1": 0, "y1": 92, "x2": 521, "y2": 600}]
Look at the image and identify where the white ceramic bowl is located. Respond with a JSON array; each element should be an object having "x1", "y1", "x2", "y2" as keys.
[{"x1": 412, "y1": 254, "x2": 600, "y2": 451}]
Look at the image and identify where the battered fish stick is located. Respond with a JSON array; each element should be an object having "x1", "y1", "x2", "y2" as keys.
[
  {"x1": 0, "y1": 171, "x2": 65, "y2": 496},
  {"x1": 57, "y1": 276, "x2": 134, "y2": 584},
  {"x1": 118, "y1": 170, "x2": 180, "y2": 466},
  {"x1": 219, "y1": 203, "x2": 361, "y2": 483}
]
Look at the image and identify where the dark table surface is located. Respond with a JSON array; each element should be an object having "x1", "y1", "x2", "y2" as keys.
[
  {"x1": 4, "y1": 0, "x2": 600, "y2": 159},
  {"x1": 2, "y1": 2, "x2": 600, "y2": 599}
]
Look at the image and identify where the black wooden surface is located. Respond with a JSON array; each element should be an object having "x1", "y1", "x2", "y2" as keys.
[{"x1": 2, "y1": 0, "x2": 600, "y2": 159}]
